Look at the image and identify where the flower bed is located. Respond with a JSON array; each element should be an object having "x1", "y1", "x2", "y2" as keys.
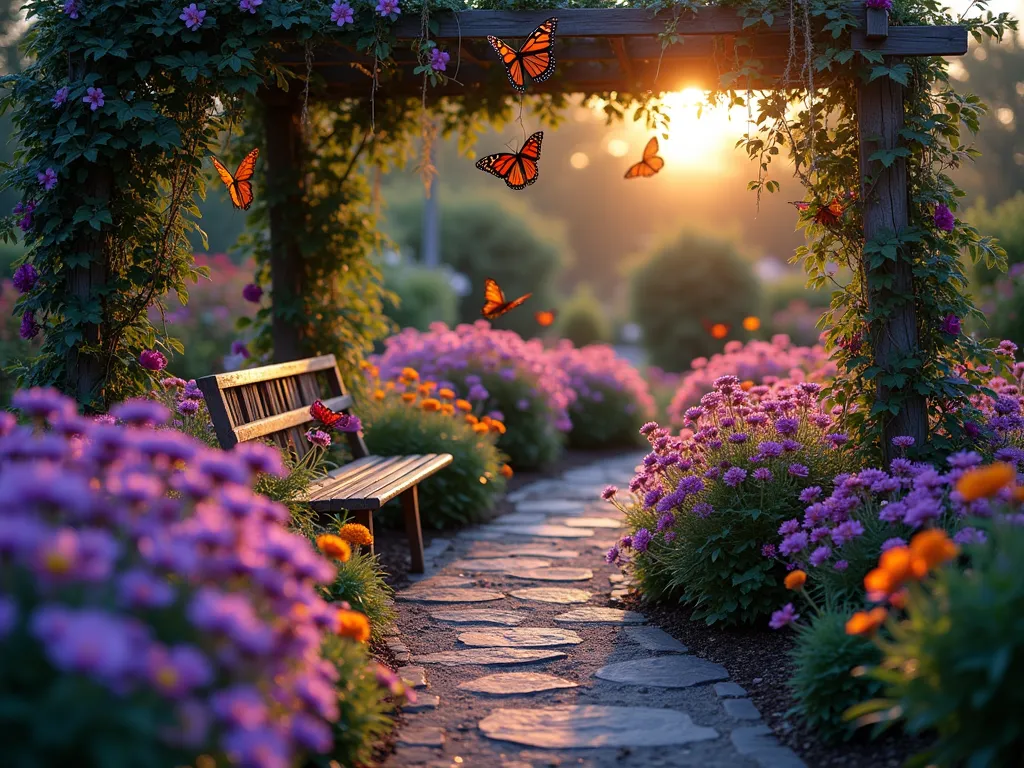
[
  {"x1": 0, "y1": 388, "x2": 399, "y2": 767},
  {"x1": 372, "y1": 321, "x2": 574, "y2": 470},
  {"x1": 548, "y1": 341, "x2": 655, "y2": 449}
]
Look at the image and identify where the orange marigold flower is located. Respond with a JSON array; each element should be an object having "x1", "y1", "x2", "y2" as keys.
[
  {"x1": 784, "y1": 570, "x2": 807, "y2": 590},
  {"x1": 401, "y1": 367, "x2": 420, "y2": 382},
  {"x1": 401, "y1": 392, "x2": 417, "y2": 404},
  {"x1": 368, "y1": 365, "x2": 379, "y2": 378},
  {"x1": 472, "y1": 422, "x2": 491, "y2": 434},
  {"x1": 480, "y1": 415, "x2": 492, "y2": 425},
  {"x1": 956, "y1": 462, "x2": 1016, "y2": 501},
  {"x1": 500, "y1": 463, "x2": 514, "y2": 479},
  {"x1": 455, "y1": 399, "x2": 473, "y2": 412},
  {"x1": 386, "y1": 381, "x2": 396, "y2": 391},
  {"x1": 373, "y1": 388, "x2": 386, "y2": 401},
  {"x1": 846, "y1": 606, "x2": 888, "y2": 636},
  {"x1": 421, "y1": 398, "x2": 441, "y2": 412},
  {"x1": 909, "y1": 528, "x2": 958, "y2": 570},
  {"x1": 740, "y1": 380, "x2": 755, "y2": 392},
  {"x1": 440, "y1": 403, "x2": 455, "y2": 416},
  {"x1": 316, "y1": 534, "x2": 351, "y2": 562},
  {"x1": 359, "y1": 360, "x2": 372, "y2": 371},
  {"x1": 438, "y1": 387, "x2": 455, "y2": 400},
  {"x1": 864, "y1": 567, "x2": 895, "y2": 599},
  {"x1": 877, "y1": 546, "x2": 916, "y2": 585},
  {"x1": 336, "y1": 609, "x2": 371, "y2": 643},
  {"x1": 337, "y1": 523, "x2": 374, "y2": 547},
  {"x1": 465, "y1": 414, "x2": 479, "y2": 425},
  {"x1": 489, "y1": 420, "x2": 506, "y2": 434},
  {"x1": 1013, "y1": 485, "x2": 1024, "y2": 502},
  {"x1": 418, "y1": 382, "x2": 437, "y2": 395}
]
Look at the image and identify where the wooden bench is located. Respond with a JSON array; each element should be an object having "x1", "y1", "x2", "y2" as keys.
[{"x1": 197, "y1": 354, "x2": 452, "y2": 573}]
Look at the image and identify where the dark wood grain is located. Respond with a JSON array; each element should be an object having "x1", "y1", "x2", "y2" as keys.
[{"x1": 851, "y1": 26, "x2": 966, "y2": 55}]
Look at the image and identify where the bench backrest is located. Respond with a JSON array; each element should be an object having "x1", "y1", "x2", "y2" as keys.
[{"x1": 197, "y1": 354, "x2": 369, "y2": 460}]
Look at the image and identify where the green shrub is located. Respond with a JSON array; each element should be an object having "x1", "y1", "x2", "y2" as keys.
[
  {"x1": 788, "y1": 610, "x2": 884, "y2": 743},
  {"x1": 325, "y1": 548, "x2": 397, "y2": 642},
  {"x1": 852, "y1": 522, "x2": 1024, "y2": 767},
  {"x1": 965, "y1": 192, "x2": 1024, "y2": 285},
  {"x1": 387, "y1": 192, "x2": 568, "y2": 339},
  {"x1": 629, "y1": 230, "x2": 762, "y2": 372},
  {"x1": 382, "y1": 260, "x2": 458, "y2": 331},
  {"x1": 556, "y1": 284, "x2": 611, "y2": 346},
  {"x1": 359, "y1": 390, "x2": 508, "y2": 528}
]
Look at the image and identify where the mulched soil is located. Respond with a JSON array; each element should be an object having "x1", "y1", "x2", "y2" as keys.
[{"x1": 624, "y1": 596, "x2": 930, "y2": 768}]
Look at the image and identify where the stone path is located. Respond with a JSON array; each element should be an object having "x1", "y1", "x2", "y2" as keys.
[{"x1": 385, "y1": 454, "x2": 806, "y2": 768}]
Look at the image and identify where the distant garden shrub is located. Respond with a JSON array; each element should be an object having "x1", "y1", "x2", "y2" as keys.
[
  {"x1": 555, "y1": 284, "x2": 611, "y2": 347},
  {"x1": 373, "y1": 322, "x2": 574, "y2": 470},
  {"x1": 0, "y1": 388, "x2": 396, "y2": 768},
  {"x1": 358, "y1": 363, "x2": 509, "y2": 528},
  {"x1": 606, "y1": 376, "x2": 854, "y2": 626},
  {"x1": 629, "y1": 230, "x2": 762, "y2": 372},
  {"x1": 381, "y1": 260, "x2": 458, "y2": 331},
  {"x1": 549, "y1": 341, "x2": 654, "y2": 449}
]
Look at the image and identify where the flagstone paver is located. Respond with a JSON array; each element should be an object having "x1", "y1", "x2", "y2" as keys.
[{"x1": 384, "y1": 454, "x2": 781, "y2": 767}]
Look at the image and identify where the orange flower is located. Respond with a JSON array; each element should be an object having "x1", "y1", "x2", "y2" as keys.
[
  {"x1": 846, "y1": 606, "x2": 888, "y2": 636},
  {"x1": 455, "y1": 399, "x2": 472, "y2": 412},
  {"x1": 784, "y1": 570, "x2": 807, "y2": 590},
  {"x1": 400, "y1": 367, "x2": 420, "y2": 382},
  {"x1": 438, "y1": 388, "x2": 455, "y2": 400},
  {"x1": 956, "y1": 462, "x2": 1016, "y2": 501},
  {"x1": 336, "y1": 609, "x2": 371, "y2": 643},
  {"x1": 465, "y1": 414, "x2": 479, "y2": 425},
  {"x1": 740, "y1": 380, "x2": 754, "y2": 391},
  {"x1": 385, "y1": 381, "x2": 396, "y2": 391},
  {"x1": 489, "y1": 420, "x2": 506, "y2": 434},
  {"x1": 337, "y1": 523, "x2": 374, "y2": 547},
  {"x1": 421, "y1": 398, "x2": 441, "y2": 412},
  {"x1": 401, "y1": 392, "x2": 417, "y2": 404},
  {"x1": 1013, "y1": 485, "x2": 1024, "y2": 502},
  {"x1": 909, "y1": 528, "x2": 958, "y2": 571},
  {"x1": 472, "y1": 422, "x2": 491, "y2": 434},
  {"x1": 877, "y1": 546, "x2": 916, "y2": 584},
  {"x1": 359, "y1": 360, "x2": 372, "y2": 371},
  {"x1": 864, "y1": 567, "x2": 896, "y2": 599},
  {"x1": 316, "y1": 534, "x2": 351, "y2": 562},
  {"x1": 368, "y1": 365, "x2": 379, "y2": 379},
  {"x1": 742, "y1": 316, "x2": 761, "y2": 331},
  {"x1": 500, "y1": 463, "x2": 514, "y2": 479},
  {"x1": 373, "y1": 388, "x2": 386, "y2": 401},
  {"x1": 440, "y1": 403, "x2": 455, "y2": 416},
  {"x1": 418, "y1": 382, "x2": 437, "y2": 395},
  {"x1": 480, "y1": 415, "x2": 492, "y2": 425}
]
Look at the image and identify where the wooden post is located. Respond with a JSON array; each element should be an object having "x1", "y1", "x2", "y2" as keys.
[
  {"x1": 857, "y1": 62, "x2": 927, "y2": 461},
  {"x1": 262, "y1": 94, "x2": 305, "y2": 363}
]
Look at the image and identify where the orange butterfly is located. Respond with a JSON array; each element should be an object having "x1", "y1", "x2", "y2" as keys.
[
  {"x1": 487, "y1": 18, "x2": 558, "y2": 92},
  {"x1": 702, "y1": 319, "x2": 731, "y2": 340},
  {"x1": 476, "y1": 132, "x2": 543, "y2": 190},
  {"x1": 790, "y1": 197, "x2": 845, "y2": 227},
  {"x1": 481, "y1": 277, "x2": 531, "y2": 320},
  {"x1": 624, "y1": 137, "x2": 665, "y2": 179},
  {"x1": 212, "y1": 148, "x2": 259, "y2": 210},
  {"x1": 535, "y1": 310, "x2": 556, "y2": 327}
]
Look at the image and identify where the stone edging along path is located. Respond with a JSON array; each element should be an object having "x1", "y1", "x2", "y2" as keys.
[{"x1": 383, "y1": 453, "x2": 807, "y2": 768}]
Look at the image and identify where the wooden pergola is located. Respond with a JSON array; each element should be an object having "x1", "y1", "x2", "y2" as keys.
[{"x1": 264, "y1": 3, "x2": 968, "y2": 457}]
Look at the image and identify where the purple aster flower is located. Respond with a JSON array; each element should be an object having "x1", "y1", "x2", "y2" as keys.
[
  {"x1": 148, "y1": 644, "x2": 213, "y2": 698},
  {"x1": 601, "y1": 485, "x2": 617, "y2": 501},
  {"x1": 880, "y1": 537, "x2": 907, "y2": 553},
  {"x1": 656, "y1": 512, "x2": 675, "y2": 532},
  {"x1": 111, "y1": 398, "x2": 170, "y2": 426},
  {"x1": 809, "y1": 545, "x2": 831, "y2": 567},
  {"x1": 13, "y1": 263, "x2": 38, "y2": 293},
  {"x1": 619, "y1": 535, "x2": 633, "y2": 550},
  {"x1": 37, "y1": 168, "x2": 58, "y2": 190},
  {"x1": 773, "y1": 416, "x2": 799, "y2": 436},
  {"x1": 933, "y1": 203, "x2": 955, "y2": 232},
  {"x1": 865, "y1": 0, "x2": 892, "y2": 8},
  {"x1": 242, "y1": 283, "x2": 262, "y2": 303},
  {"x1": 833, "y1": 559, "x2": 849, "y2": 571},
  {"x1": 753, "y1": 467, "x2": 773, "y2": 482},
  {"x1": 723, "y1": 467, "x2": 747, "y2": 487},
  {"x1": 664, "y1": 531, "x2": 677, "y2": 544},
  {"x1": 516, "y1": 398, "x2": 531, "y2": 411},
  {"x1": 51, "y1": 86, "x2": 69, "y2": 108},
  {"x1": 779, "y1": 531, "x2": 809, "y2": 556},
  {"x1": 761, "y1": 543, "x2": 777, "y2": 558},
  {"x1": 891, "y1": 435, "x2": 915, "y2": 448},
  {"x1": 948, "y1": 450, "x2": 982, "y2": 469},
  {"x1": 779, "y1": 519, "x2": 801, "y2": 536},
  {"x1": 179, "y1": 3, "x2": 207, "y2": 30},
  {"x1": 757, "y1": 440, "x2": 785, "y2": 458},
  {"x1": 139, "y1": 349, "x2": 168, "y2": 371},
  {"x1": 632, "y1": 528, "x2": 653, "y2": 553},
  {"x1": 430, "y1": 48, "x2": 450, "y2": 72},
  {"x1": 239, "y1": 0, "x2": 261, "y2": 11},
  {"x1": 230, "y1": 340, "x2": 249, "y2": 358},
  {"x1": 769, "y1": 602, "x2": 799, "y2": 630},
  {"x1": 290, "y1": 712, "x2": 333, "y2": 753},
  {"x1": 305, "y1": 429, "x2": 331, "y2": 449},
  {"x1": 83, "y1": 87, "x2": 105, "y2": 111},
  {"x1": 20, "y1": 311, "x2": 39, "y2": 340},
  {"x1": 799, "y1": 486, "x2": 822, "y2": 503},
  {"x1": 118, "y1": 568, "x2": 175, "y2": 609},
  {"x1": 176, "y1": 399, "x2": 200, "y2": 416},
  {"x1": 953, "y1": 527, "x2": 986, "y2": 546},
  {"x1": 692, "y1": 501, "x2": 714, "y2": 518},
  {"x1": 640, "y1": 421, "x2": 659, "y2": 436},
  {"x1": 831, "y1": 519, "x2": 865, "y2": 546},
  {"x1": 182, "y1": 379, "x2": 203, "y2": 400},
  {"x1": 788, "y1": 463, "x2": 809, "y2": 478},
  {"x1": 375, "y1": 0, "x2": 399, "y2": 16},
  {"x1": 330, "y1": 0, "x2": 353, "y2": 25},
  {"x1": 728, "y1": 432, "x2": 748, "y2": 443},
  {"x1": 212, "y1": 686, "x2": 269, "y2": 730},
  {"x1": 605, "y1": 545, "x2": 620, "y2": 564},
  {"x1": 940, "y1": 313, "x2": 961, "y2": 336},
  {"x1": 825, "y1": 432, "x2": 849, "y2": 447},
  {"x1": 643, "y1": 488, "x2": 664, "y2": 508},
  {"x1": 62, "y1": 0, "x2": 80, "y2": 18},
  {"x1": 468, "y1": 384, "x2": 489, "y2": 400},
  {"x1": 222, "y1": 727, "x2": 289, "y2": 768}
]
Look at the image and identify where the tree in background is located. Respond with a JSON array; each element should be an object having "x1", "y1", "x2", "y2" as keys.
[
  {"x1": 381, "y1": 259, "x2": 458, "y2": 332},
  {"x1": 556, "y1": 283, "x2": 611, "y2": 346},
  {"x1": 386, "y1": 192, "x2": 568, "y2": 339},
  {"x1": 630, "y1": 229, "x2": 762, "y2": 372}
]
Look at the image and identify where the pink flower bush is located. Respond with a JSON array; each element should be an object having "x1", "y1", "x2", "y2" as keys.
[
  {"x1": 667, "y1": 335, "x2": 836, "y2": 425},
  {"x1": 0, "y1": 388, "x2": 385, "y2": 767},
  {"x1": 548, "y1": 341, "x2": 655, "y2": 449},
  {"x1": 373, "y1": 321, "x2": 574, "y2": 469}
]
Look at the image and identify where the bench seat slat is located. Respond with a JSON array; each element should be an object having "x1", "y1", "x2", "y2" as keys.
[
  {"x1": 233, "y1": 394, "x2": 354, "y2": 444},
  {"x1": 308, "y1": 453, "x2": 452, "y2": 512},
  {"x1": 334, "y1": 455, "x2": 438, "y2": 500},
  {"x1": 304, "y1": 456, "x2": 405, "y2": 502}
]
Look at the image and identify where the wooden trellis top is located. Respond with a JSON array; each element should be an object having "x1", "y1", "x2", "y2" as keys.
[{"x1": 276, "y1": 2, "x2": 967, "y2": 96}]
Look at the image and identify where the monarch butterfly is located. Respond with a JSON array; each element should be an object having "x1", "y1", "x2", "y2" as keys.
[
  {"x1": 701, "y1": 319, "x2": 731, "y2": 340},
  {"x1": 790, "y1": 197, "x2": 845, "y2": 227},
  {"x1": 481, "y1": 277, "x2": 531, "y2": 320},
  {"x1": 624, "y1": 137, "x2": 665, "y2": 180},
  {"x1": 211, "y1": 148, "x2": 260, "y2": 210},
  {"x1": 475, "y1": 132, "x2": 543, "y2": 190},
  {"x1": 535, "y1": 310, "x2": 556, "y2": 327},
  {"x1": 487, "y1": 18, "x2": 558, "y2": 92},
  {"x1": 310, "y1": 400, "x2": 356, "y2": 431}
]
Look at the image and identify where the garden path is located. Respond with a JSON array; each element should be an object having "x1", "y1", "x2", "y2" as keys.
[{"x1": 383, "y1": 454, "x2": 807, "y2": 768}]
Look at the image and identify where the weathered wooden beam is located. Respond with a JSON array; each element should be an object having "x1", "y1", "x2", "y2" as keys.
[
  {"x1": 857, "y1": 59, "x2": 927, "y2": 458},
  {"x1": 865, "y1": 7, "x2": 889, "y2": 40},
  {"x1": 851, "y1": 25, "x2": 967, "y2": 56},
  {"x1": 610, "y1": 37, "x2": 636, "y2": 85}
]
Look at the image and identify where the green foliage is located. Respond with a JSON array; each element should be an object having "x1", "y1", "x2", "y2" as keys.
[
  {"x1": 475, "y1": 367, "x2": 565, "y2": 470},
  {"x1": 556, "y1": 284, "x2": 611, "y2": 347},
  {"x1": 788, "y1": 610, "x2": 884, "y2": 743},
  {"x1": 629, "y1": 229, "x2": 762, "y2": 372},
  {"x1": 965, "y1": 193, "x2": 1024, "y2": 284},
  {"x1": 852, "y1": 522, "x2": 1024, "y2": 767},
  {"x1": 387, "y1": 192, "x2": 568, "y2": 339},
  {"x1": 360, "y1": 394, "x2": 507, "y2": 528},
  {"x1": 325, "y1": 548, "x2": 397, "y2": 642},
  {"x1": 382, "y1": 259, "x2": 458, "y2": 331}
]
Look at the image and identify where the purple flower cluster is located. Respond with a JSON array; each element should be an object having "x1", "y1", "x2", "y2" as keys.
[
  {"x1": 0, "y1": 387, "x2": 355, "y2": 766},
  {"x1": 12, "y1": 201, "x2": 36, "y2": 233},
  {"x1": 372, "y1": 321, "x2": 575, "y2": 431},
  {"x1": 667, "y1": 335, "x2": 836, "y2": 425}
]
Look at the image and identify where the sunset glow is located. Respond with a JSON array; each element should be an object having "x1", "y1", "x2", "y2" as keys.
[{"x1": 657, "y1": 88, "x2": 744, "y2": 171}]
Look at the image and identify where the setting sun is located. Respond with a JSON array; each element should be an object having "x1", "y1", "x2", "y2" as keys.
[{"x1": 656, "y1": 88, "x2": 743, "y2": 171}]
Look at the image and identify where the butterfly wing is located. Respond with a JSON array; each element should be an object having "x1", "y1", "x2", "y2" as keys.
[
  {"x1": 519, "y1": 18, "x2": 557, "y2": 84},
  {"x1": 624, "y1": 136, "x2": 664, "y2": 179},
  {"x1": 233, "y1": 148, "x2": 260, "y2": 181},
  {"x1": 211, "y1": 155, "x2": 236, "y2": 187},
  {"x1": 489, "y1": 293, "x2": 532, "y2": 319},
  {"x1": 481, "y1": 278, "x2": 531, "y2": 319},
  {"x1": 476, "y1": 151, "x2": 520, "y2": 185},
  {"x1": 213, "y1": 150, "x2": 259, "y2": 210},
  {"x1": 476, "y1": 133, "x2": 543, "y2": 191},
  {"x1": 535, "y1": 310, "x2": 556, "y2": 327},
  {"x1": 515, "y1": 131, "x2": 543, "y2": 188},
  {"x1": 488, "y1": 35, "x2": 526, "y2": 91},
  {"x1": 310, "y1": 400, "x2": 343, "y2": 428},
  {"x1": 815, "y1": 198, "x2": 845, "y2": 226}
]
